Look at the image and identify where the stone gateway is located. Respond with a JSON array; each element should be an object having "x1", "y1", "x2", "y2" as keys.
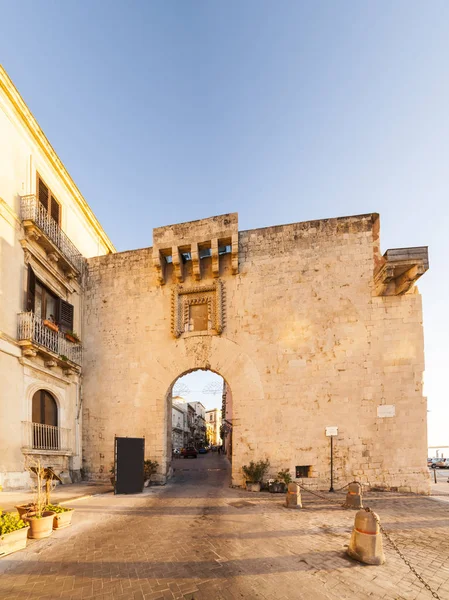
[{"x1": 82, "y1": 212, "x2": 430, "y2": 493}]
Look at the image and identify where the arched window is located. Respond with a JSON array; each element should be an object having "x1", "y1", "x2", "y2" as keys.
[{"x1": 32, "y1": 390, "x2": 57, "y2": 426}]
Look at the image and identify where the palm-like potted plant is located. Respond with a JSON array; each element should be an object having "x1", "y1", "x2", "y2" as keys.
[
  {"x1": 144, "y1": 460, "x2": 159, "y2": 487},
  {"x1": 242, "y1": 459, "x2": 270, "y2": 492},
  {"x1": 0, "y1": 510, "x2": 29, "y2": 556}
]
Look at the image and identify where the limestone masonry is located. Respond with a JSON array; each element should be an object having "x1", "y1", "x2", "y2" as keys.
[
  {"x1": 0, "y1": 67, "x2": 430, "y2": 493},
  {"x1": 83, "y1": 212, "x2": 430, "y2": 493}
]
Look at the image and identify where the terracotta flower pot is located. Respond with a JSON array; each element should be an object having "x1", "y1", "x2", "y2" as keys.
[
  {"x1": 65, "y1": 333, "x2": 78, "y2": 343},
  {"x1": 43, "y1": 320, "x2": 59, "y2": 332},
  {"x1": 0, "y1": 526, "x2": 29, "y2": 557},
  {"x1": 246, "y1": 482, "x2": 261, "y2": 492},
  {"x1": 53, "y1": 509, "x2": 74, "y2": 530},
  {"x1": 24, "y1": 511, "x2": 55, "y2": 539},
  {"x1": 15, "y1": 504, "x2": 35, "y2": 518}
]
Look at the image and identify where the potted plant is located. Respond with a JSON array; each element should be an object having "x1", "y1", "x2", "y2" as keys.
[
  {"x1": 43, "y1": 317, "x2": 59, "y2": 332},
  {"x1": 242, "y1": 459, "x2": 270, "y2": 492},
  {"x1": 268, "y1": 480, "x2": 284, "y2": 493},
  {"x1": 15, "y1": 503, "x2": 36, "y2": 518},
  {"x1": 144, "y1": 460, "x2": 159, "y2": 487},
  {"x1": 65, "y1": 331, "x2": 80, "y2": 343},
  {"x1": 22, "y1": 459, "x2": 55, "y2": 539},
  {"x1": 0, "y1": 510, "x2": 29, "y2": 557},
  {"x1": 46, "y1": 504, "x2": 74, "y2": 529},
  {"x1": 269, "y1": 469, "x2": 292, "y2": 493}
]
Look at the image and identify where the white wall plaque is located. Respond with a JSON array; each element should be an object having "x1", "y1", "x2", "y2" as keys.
[
  {"x1": 325, "y1": 426, "x2": 338, "y2": 437},
  {"x1": 377, "y1": 405, "x2": 395, "y2": 418}
]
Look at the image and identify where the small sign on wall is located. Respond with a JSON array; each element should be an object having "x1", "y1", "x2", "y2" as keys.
[
  {"x1": 377, "y1": 405, "x2": 395, "y2": 418},
  {"x1": 325, "y1": 426, "x2": 338, "y2": 437}
]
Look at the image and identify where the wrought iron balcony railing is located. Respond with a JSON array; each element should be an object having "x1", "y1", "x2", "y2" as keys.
[
  {"x1": 20, "y1": 195, "x2": 84, "y2": 275},
  {"x1": 18, "y1": 312, "x2": 82, "y2": 366},
  {"x1": 22, "y1": 421, "x2": 71, "y2": 452}
]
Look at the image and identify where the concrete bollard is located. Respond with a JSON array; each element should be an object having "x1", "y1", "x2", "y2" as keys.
[
  {"x1": 285, "y1": 482, "x2": 302, "y2": 509},
  {"x1": 343, "y1": 482, "x2": 363, "y2": 509},
  {"x1": 347, "y1": 509, "x2": 385, "y2": 565}
]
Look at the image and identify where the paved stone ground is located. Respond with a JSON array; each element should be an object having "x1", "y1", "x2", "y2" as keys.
[
  {"x1": 1, "y1": 482, "x2": 113, "y2": 513},
  {"x1": 1, "y1": 454, "x2": 449, "y2": 600}
]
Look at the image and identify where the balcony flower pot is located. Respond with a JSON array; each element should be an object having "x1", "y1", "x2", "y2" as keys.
[
  {"x1": 46, "y1": 505, "x2": 74, "y2": 530},
  {"x1": 23, "y1": 511, "x2": 55, "y2": 539},
  {"x1": 0, "y1": 525, "x2": 29, "y2": 557},
  {"x1": 246, "y1": 481, "x2": 261, "y2": 492},
  {"x1": 65, "y1": 332, "x2": 80, "y2": 343},
  {"x1": 43, "y1": 320, "x2": 59, "y2": 333}
]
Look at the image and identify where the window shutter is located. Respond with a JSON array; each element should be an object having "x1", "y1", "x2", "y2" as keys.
[
  {"x1": 27, "y1": 265, "x2": 36, "y2": 312},
  {"x1": 58, "y1": 299, "x2": 74, "y2": 332},
  {"x1": 50, "y1": 196, "x2": 60, "y2": 224},
  {"x1": 38, "y1": 177, "x2": 49, "y2": 211}
]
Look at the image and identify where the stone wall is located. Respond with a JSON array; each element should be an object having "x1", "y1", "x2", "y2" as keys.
[{"x1": 83, "y1": 213, "x2": 429, "y2": 493}]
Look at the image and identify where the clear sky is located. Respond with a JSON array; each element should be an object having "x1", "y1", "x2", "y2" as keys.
[{"x1": 2, "y1": 2, "x2": 448, "y2": 446}]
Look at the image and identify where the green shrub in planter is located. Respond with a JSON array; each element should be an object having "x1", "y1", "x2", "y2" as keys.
[
  {"x1": 45, "y1": 503, "x2": 71, "y2": 514},
  {"x1": 242, "y1": 459, "x2": 270, "y2": 491},
  {"x1": 0, "y1": 510, "x2": 28, "y2": 535},
  {"x1": 277, "y1": 469, "x2": 292, "y2": 485},
  {"x1": 46, "y1": 504, "x2": 74, "y2": 530},
  {"x1": 0, "y1": 510, "x2": 29, "y2": 557}
]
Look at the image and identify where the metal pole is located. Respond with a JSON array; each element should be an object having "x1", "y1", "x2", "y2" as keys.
[
  {"x1": 329, "y1": 436, "x2": 334, "y2": 492},
  {"x1": 434, "y1": 468, "x2": 437, "y2": 484}
]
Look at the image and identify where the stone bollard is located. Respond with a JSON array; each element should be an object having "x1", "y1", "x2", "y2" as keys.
[
  {"x1": 285, "y1": 482, "x2": 302, "y2": 509},
  {"x1": 343, "y1": 482, "x2": 363, "y2": 509},
  {"x1": 347, "y1": 509, "x2": 385, "y2": 565}
]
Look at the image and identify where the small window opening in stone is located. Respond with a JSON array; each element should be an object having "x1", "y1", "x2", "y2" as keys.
[
  {"x1": 165, "y1": 255, "x2": 173, "y2": 264},
  {"x1": 199, "y1": 248, "x2": 212, "y2": 259},
  {"x1": 181, "y1": 252, "x2": 192, "y2": 263},
  {"x1": 295, "y1": 465, "x2": 311, "y2": 478},
  {"x1": 218, "y1": 244, "x2": 231, "y2": 255}
]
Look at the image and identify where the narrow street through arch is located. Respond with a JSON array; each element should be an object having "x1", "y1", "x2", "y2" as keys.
[{"x1": 1, "y1": 454, "x2": 449, "y2": 600}]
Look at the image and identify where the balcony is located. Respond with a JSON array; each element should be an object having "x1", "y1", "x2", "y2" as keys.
[
  {"x1": 21, "y1": 195, "x2": 85, "y2": 278},
  {"x1": 22, "y1": 421, "x2": 71, "y2": 453},
  {"x1": 17, "y1": 312, "x2": 82, "y2": 368}
]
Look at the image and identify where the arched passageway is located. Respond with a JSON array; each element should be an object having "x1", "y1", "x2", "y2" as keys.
[{"x1": 166, "y1": 369, "x2": 233, "y2": 478}]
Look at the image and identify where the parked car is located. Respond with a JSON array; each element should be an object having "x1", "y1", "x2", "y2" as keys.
[
  {"x1": 428, "y1": 458, "x2": 437, "y2": 467},
  {"x1": 432, "y1": 458, "x2": 449, "y2": 469},
  {"x1": 198, "y1": 447, "x2": 208, "y2": 454},
  {"x1": 182, "y1": 447, "x2": 198, "y2": 459}
]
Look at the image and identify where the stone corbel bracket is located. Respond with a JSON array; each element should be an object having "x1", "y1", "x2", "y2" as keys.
[
  {"x1": 152, "y1": 213, "x2": 239, "y2": 285},
  {"x1": 374, "y1": 247, "x2": 429, "y2": 296}
]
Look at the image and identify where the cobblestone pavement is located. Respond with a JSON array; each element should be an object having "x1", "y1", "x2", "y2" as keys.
[{"x1": 1, "y1": 454, "x2": 449, "y2": 600}]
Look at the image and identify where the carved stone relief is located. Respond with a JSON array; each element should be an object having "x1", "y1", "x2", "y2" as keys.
[{"x1": 171, "y1": 280, "x2": 224, "y2": 338}]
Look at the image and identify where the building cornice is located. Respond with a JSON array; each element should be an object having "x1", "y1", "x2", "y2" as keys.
[{"x1": 0, "y1": 65, "x2": 116, "y2": 254}]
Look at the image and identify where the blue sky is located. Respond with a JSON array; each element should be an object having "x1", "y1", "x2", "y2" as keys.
[{"x1": 2, "y1": 2, "x2": 448, "y2": 446}]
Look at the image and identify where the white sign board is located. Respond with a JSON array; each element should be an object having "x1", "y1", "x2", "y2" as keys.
[
  {"x1": 325, "y1": 426, "x2": 338, "y2": 437},
  {"x1": 377, "y1": 405, "x2": 395, "y2": 418}
]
